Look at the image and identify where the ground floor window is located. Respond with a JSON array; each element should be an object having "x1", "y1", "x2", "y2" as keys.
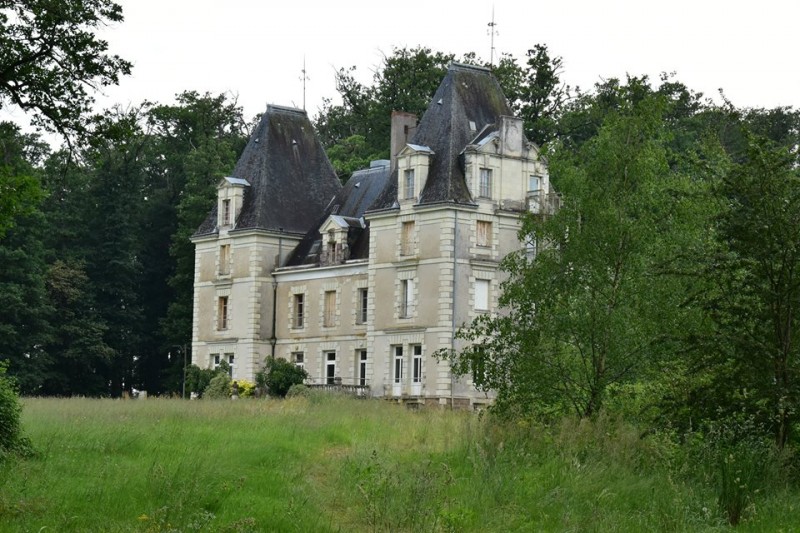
[
  {"x1": 357, "y1": 349, "x2": 367, "y2": 386},
  {"x1": 325, "y1": 351, "x2": 336, "y2": 385}
]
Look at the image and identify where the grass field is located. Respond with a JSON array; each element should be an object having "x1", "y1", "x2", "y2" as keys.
[{"x1": 1, "y1": 395, "x2": 798, "y2": 532}]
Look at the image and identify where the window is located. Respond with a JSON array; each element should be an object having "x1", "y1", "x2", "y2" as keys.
[
  {"x1": 217, "y1": 296, "x2": 229, "y2": 330},
  {"x1": 412, "y1": 345, "x2": 423, "y2": 384},
  {"x1": 476, "y1": 221, "x2": 492, "y2": 247},
  {"x1": 357, "y1": 288, "x2": 368, "y2": 324},
  {"x1": 479, "y1": 168, "x2": 492, "y2": 198},
  {"x1": 219, "y1": 244, "x2": 230, "y2": 275},
  {"x1": 475, "y1": 279, "x2": 490, "y2": 311},
  {"x1": 221, "y1": 198, "x2": 231, "y2": 225},
  {"x1": 325, "y1": 352, "x2": 336, "y2": 385},
  {"x1": 526, "y1": 236, "x2": 538, "y2": 260},
  {"x1": 528, "y1": 174, "x2": 541, "y2": 192},
  {"x1": 326, "y1": 229, "x2": 338, "y2": 263},
  {"x1": 404, "y1": 169, "x2": 415, "y2": 199},
  {"x1": 226, "y1": 353, "x2": 235, "y2": 377},
  {"x1": 212, "y1": 353, "x2": 220, "y2": 370},
  {"x1": 401, "y1": 221, "x2": 415, "y2": 256},
  {"x1": 400, "y1": 279, "x2": 414, "y2": 318},
  {"x1": 393, "y1": 346, "x2": 404, "y2": 384},
  {"x1": 293, "y1": 294, "x2": 305, "y2": 328},
  {"x1": 323, "y1": 290, "x2": 336, "y2": 327},
  {"x1": 358, "y1": 349, "x2": 368, "y2": 386},
  {"x1": 292, "y1": 352, "x2": 305, "y2": 371}
]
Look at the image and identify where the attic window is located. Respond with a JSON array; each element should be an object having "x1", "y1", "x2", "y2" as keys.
[
  {"x1": 437, "y1": 98, "x2": 443, "y2": 105},
  {"x1": 469, "y1": 121, "x2": 476, "y2": 131},
  {"x1": 221, "y1": 199, "x2": 231, "y2": 225},
  {"x1": 404, "y1": 169, "x2": 415, "y2": 200}
]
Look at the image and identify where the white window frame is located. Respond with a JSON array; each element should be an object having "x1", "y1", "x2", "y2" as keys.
[
  {"x1": 357, "y1": 288, "x2": 368, "y2": 324},
  {"x1": 325, "y1": 351, "x2": 337, "y2": 385},
  {"x1": 404, "y1": 168, "x2": 415, "y2": 199},
  {"x1": 479, "y1": 168, "x2": 492, "y2": 198},
  {"x1": 528, "y1": 174, "x2": 541, "y2": 192},
  {"x1": 293, "y1": 293, "x2": 305, "y2": 328},
  {"x1": 475, "y1": 279, "x2": 490, "y2": 311},
  {"x1": 357, "y1": 349, "x2": 368, "y2": 386},
  {"x1": 400, "y1": 278, "x2": 414, "y2": 318},
  {"x1": 217, "y1": 296, "x2": 229, "y2": 330},
  {"x1": 411, "y1": 345, "x2": 423, "y2": 384},
  {"x1": 292, "y1": 351, "x2": 305, "y2": 371}
]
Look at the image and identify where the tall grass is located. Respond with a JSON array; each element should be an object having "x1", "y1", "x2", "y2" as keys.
[{"x1": 1, "y1": 397, "x2": 798, "y2": 532}]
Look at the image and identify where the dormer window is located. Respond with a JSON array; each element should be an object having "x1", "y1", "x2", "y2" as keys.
[
  {"x1": 221, "y1": 199, "x2": 231, "y2": 226},
  {"x1": 404, "y1": 169, "x2": 415, "y2": 199},
  {"x1": 216, "y1": 176, "x2": 250, "y2": 230},
  {"x1": 327, "y1": 229, "x2": 338, "y2": 262},
  {"x1": 529, "y1": 175, "x2": 541, "y2": 192},
  {"x1": 479, "y1": 168, "x2": 493, "y2": 198}
]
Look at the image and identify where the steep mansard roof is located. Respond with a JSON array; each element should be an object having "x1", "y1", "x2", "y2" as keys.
[
  {"x1": 370, "y1": 63, "x2": 513, "y2": 210},
  {"x1": 285, "y1": 162, "x2": 391, "y2": 266},
  {"x1": 195, "y1": 105, "x2": 341, "y2": 236}
]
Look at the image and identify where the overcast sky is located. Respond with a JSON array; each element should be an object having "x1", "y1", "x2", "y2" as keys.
[{"x1": 6, "y1": 0, "x2": 800, "y2": 130}]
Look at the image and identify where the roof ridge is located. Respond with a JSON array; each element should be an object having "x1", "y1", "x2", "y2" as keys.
[
  {"x1": 266, "y1": 104, "x2": 307, "y2": 116},
  {"x1": 448, "y1": 62, "x2": 492, "y2": 74}
]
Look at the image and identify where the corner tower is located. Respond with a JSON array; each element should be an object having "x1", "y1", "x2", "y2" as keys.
[{"x1": 191, "y1": 105, "x2": 341, "y2": 380}]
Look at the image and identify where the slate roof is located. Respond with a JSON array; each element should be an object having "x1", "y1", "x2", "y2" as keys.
[
  {"x1": 285, "y1": 162, "x2": 391, "y2": 266},
  {"x1": 370, "y1": 63, "x2": 513, "y2": 210},
  {"x1": 195, "y1": 105, "x2": 341, "y2": 236}
]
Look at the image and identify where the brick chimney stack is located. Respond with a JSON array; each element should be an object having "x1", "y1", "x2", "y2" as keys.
[{"x1": 390, "y1": 111, "x2": 417, "y2": 171}]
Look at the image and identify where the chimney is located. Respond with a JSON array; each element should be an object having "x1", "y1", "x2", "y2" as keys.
[{"x1": 390, "y1": 111, "x2": 417, "y2": 171}]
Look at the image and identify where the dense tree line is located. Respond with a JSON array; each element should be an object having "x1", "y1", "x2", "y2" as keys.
[
  {"x1": 0, "y1": 94, "x2": 249, "y2": 396},
  {"x1": 1, "y1": 1, "x2": 798, "y2": 462}
]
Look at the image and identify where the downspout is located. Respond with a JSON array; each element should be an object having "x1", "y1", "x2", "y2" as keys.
[
  {"x1": 270, "y1": 228, "x2": 283, "y2": 360},
  {"x1": 450, "y1": 208, "x2": 458, "y2": 408}
]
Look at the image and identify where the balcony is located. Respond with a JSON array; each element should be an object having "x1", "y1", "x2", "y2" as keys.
[{"x1": 527, "y1": 190, "x2": 561, "y2": 215}]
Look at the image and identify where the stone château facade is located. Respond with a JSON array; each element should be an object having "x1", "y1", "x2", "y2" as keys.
[{"x1": 191, "y1": 63, "x2": 556, "y2": 407}]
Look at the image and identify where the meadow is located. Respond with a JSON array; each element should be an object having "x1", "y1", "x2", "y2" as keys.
[{"x1": 1, "y1": 396, "x2": 798, "y2": 532}]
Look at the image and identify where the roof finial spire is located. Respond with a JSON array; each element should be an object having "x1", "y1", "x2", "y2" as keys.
[
  {"x1": 487, "y1": 5, "x2": 499, "y2": 67},
  {"x1": 300, "y1": 56, "x2": 310, "y2": 110}
]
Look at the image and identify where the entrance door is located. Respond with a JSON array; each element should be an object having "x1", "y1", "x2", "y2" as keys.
[
  {"x1": 411, "y1": 345, "x2": 422, "y2": 396},
  {"x1": 325, "y1": 352, "x2": 336, "y2": 385},
  {"x1": 392, "y1": 346, "x2": 404, "y2": 396}
]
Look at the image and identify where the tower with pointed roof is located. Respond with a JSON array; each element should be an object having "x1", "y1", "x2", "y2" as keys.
[
  {"x1": 191, "y1": 105, "x2": 342, "y2": 379},
  {"x1": 191, "y1": 65, "x2": 555, "y2": 406}
]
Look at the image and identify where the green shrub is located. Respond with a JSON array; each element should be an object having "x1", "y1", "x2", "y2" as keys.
[
  {"x1": 185, "y1": 364, "x2": 217, "y2": 397},
  {"x1": 261, "y1": 358, "x2": 307, "y2": 397},
  {"x1": 0, "y1": 362, "x2": 32, "y2": 458},
  {"x1": 204, "y1": 372, "x2": 232, "y2": 400},
  {"x1": 286, "y1": 384, "x2": 311, "y2": 399}
]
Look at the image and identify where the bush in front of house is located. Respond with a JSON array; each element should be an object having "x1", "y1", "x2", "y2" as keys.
[{"x1": 258, "y1": 358, "x2": 308, "y2": 398}]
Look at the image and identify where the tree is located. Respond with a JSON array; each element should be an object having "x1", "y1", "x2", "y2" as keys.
[
  {"x1": 0, "y1": 361, "x2": 31, "y2": 458},
  {"x1": 156, "y1": 92, "x2": 249, "y2": 382},
  {"x1": 444, "y1": 88, "x2": 712, "y2": 419},
  {"x1": 698, "y1": 130, "x2": 800, "y2": 448},
  {"x1": 315, "y1": 47, "x2": 455, "y2": 166},
  {"x1": 315, "y1": 46, "x2": 569, "y2": 182},
  {"x1": 0, "y1": 0, "x2": 132, "y2": 139},
  {"x1": 492, "y1": 45, "x2": 570, "y2": 146},
  {"x1": 0, "y1": 123, "x2": 44, "y2": 236}
]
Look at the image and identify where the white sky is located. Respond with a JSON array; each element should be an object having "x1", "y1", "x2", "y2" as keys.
[{"x1": 5, "y1": 0, "x2": 800, "y2": 131}]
